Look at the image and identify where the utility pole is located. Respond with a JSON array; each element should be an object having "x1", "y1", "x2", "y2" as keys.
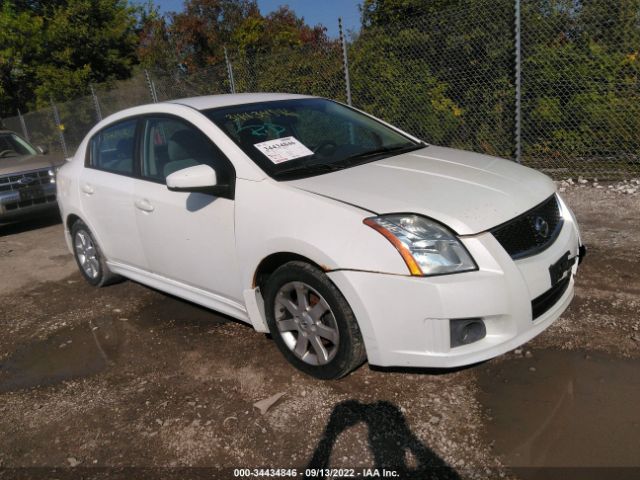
[
  {"x1": 224, "y1": 47, "x2": 236, "y2": 94},
  {"x1": 514, "y1": 0, "x2": 522, "y2": 163},
  {"x1": 338, "y1": 17, "x2": 353, "y2": 106}
]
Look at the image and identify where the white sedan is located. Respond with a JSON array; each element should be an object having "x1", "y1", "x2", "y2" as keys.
[{"x1": 57, "y1": 93, "x2": 585, "y2": 379}]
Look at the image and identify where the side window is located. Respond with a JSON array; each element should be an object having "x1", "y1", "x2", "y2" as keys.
[
  {"x1": 89, "y1": 119, "x2": 137, "y2": 174},
  {"x1": 141, "y1": 117, "x2": 232, "y2": 185}
]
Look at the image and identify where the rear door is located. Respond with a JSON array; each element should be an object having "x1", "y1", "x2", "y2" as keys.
[
  {"x1": 79, "y1": 118, "x2": 148, "y2": 269},
  {"x1": 132, "y1": 115, "x2": 242, "y2": 303}
]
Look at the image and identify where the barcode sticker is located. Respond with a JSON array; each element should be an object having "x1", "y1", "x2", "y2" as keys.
[{"x1": 254, "y1": 136, "x2": 313, "y2": 164}]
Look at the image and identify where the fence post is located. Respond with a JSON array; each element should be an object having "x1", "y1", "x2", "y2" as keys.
[
  {"x1": 514, "y1": 0, "x2": 522, "y2": 163},
  {"x1": 224, "y1": 47, "x2": 236, "y2": 94},
  {"x1": 50, "y1": 98, "x2": 69, "y2": 158},
  {"x1": 17, "y1": 109, "x2": 30, "y2": 142},
  {"x1": 145, "y1": 69, "x2": 159, "y2": 103},
  {"x1": 90, "y1": 84, "x2": 102, "y2": 122},
  {"x1": 338, "y1": 17, "x2": 353, "y2": 106}
]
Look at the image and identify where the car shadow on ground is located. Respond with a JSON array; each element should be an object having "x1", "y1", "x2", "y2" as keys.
[
  {"x1": 306, "y1": 400, "x2": 460, "y2": 479},
  {"x1": 0, "y1": 212, "x2": 61, "y2": 236}
]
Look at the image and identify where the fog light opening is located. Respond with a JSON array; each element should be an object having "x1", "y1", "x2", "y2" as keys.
[{"x1": 450, "y1": 318, "x2": 486, "y2": 348}]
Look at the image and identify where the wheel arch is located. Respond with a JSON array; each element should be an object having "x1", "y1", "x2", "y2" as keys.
[
  {"x1": 64, "y1": 212, "x2": 108, "y2": 262},
  {"x1": 252, "y1": 251, "x2": 328, "y2": 290},
  {"x1": 62, "y1": 213, "x2": 85, "y2": 254},
  {"x1": 66, "y1": 213, "x2": 82, "y2": 231},
  {"x1": 243, "y1": 251, "x2": 331, "y2": 334}
]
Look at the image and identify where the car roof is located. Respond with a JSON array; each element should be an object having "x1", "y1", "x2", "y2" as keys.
[{"x1": 166, "y1": 92, "x2": 315, "y2": 111}]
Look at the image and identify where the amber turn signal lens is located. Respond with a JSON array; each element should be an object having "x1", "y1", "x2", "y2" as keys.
[{"x1": 363, "y1": 218, "x2": 423, "y2": 276}]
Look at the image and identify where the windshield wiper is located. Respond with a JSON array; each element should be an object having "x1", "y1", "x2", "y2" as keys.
[
  {"x1": 274, "y1": 161, "x2": 347, "y2": 179},
  {"x1": 342, "y1": 143, "x2": 424, "y2": 165},
  {"x1": 273, "y1": 143, "x2": 425, "y2": 180}
]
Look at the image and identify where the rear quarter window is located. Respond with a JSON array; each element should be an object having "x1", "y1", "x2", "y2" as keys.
[{"x1": 88, "y1": 119, "x2": 137, "y2": 174}]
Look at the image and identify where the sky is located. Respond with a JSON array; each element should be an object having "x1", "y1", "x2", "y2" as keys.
[{"x1": 146, "y1": 0, "x2": 362, "y2": 37}]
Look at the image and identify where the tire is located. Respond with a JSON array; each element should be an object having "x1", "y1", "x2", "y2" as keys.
[
  {"x1": 70, "y1": 220, "x2": 121, "y2": 287},
  {"x1": 263, "y1": 261, "x2": 366, "y2": 379}
]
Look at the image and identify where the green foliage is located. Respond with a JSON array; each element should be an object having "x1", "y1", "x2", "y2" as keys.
[
  {"x1": 136, "y1": 1, "x2": 177, "y2": 71},
  {"x1": 139, "y1": 1, "x2": 331, "y2": 73},
  {"x1": 350, "y1": 29, "x2": 462, "y2": 145},
  {"x1": 0, "y1": 0, "x2": 138, "y2": 116},
  {"x1": 233, "y1": 44, "x2": 344, "y2": 101},
  {"x1": 520, "y1": 0, "x2": 640, "y2": 162},
  {"x1": 167, "y1": 0, "x2": 259, "y2": 69},
  {"x1": 0, "y1": 3, "x2": 43, "y2": 115},
  {"x1": 352, "y1": 0, "x2": 515, "y2": 156},
  {"x1": 361, "y1": 0, "x2": 458, "y2": 28},
  {"x1": 3, "y1": 0, "x2": 639, "y2": 178},
  {"x1": 354, "y1": 0, "x2": 640, "y2": 169}
]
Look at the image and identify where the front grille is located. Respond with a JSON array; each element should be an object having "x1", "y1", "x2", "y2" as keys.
[
  {"x1": 4, "y1": 195, "x2": 56, "y2": 211},
  {"x1": 490, "y1": 195, "x2": 563, "y2": 259},
  {"x1": 0, "y1": 168, "x2": 53, "y2": 192},
  {"x1": 0, "y1": 168, "x2": 56, "y2": 212},
  {"x1": 532, "y1": 275, "x2": 571, "y2": 320}
]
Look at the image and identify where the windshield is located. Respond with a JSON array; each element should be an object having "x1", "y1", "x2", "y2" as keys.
[
  {"x1": 204, "y1": 98, "x2": 422, "y2": 180},
  {"x1": 0, "y1": 132, "x2": 38, "y2": 158}
]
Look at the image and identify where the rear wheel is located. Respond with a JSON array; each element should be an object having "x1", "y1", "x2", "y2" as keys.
[
  {"x1": 71, "y1": 220, "x2": 120, "y2": 287},
  {"x1": 264, "y1": 261, "x2": 366, "y2": 379}
]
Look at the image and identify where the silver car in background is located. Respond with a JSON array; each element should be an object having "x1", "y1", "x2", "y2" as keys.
[{"x1": 0, "y1": 130, "x2": 64, "y2": 222}]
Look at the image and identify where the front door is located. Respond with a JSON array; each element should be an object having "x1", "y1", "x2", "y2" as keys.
[{"x1": 133, "y1": 115, "x2": 243, "y2": 306}]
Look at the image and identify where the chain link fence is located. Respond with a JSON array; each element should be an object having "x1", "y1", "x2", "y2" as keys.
[
  {"x1": 348, "y1": 1, "x2": 516, "y2": 159},
  {"x1": 153, "y1": 63, "x2": 231, "y2": 101},
  {"x1": 1, "y1": 0, "x2": 638, "y2": 179},
  {"x1": 231, "y1": 42, "x2": 347, "y2": 102}
]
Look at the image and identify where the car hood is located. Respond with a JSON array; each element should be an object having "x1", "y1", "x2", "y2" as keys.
[
  {"x1": 287, "y1": 145, "x2": 557, "y2": 235},
  {"x1": 0, "y1": 154, "x2": 64, "y2": 177}
]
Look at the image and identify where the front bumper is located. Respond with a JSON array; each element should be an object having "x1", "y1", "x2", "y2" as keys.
[
  {"x1": 328, "y1": 210, "x2": 581, "y2": 368},
  {"x1": 0, "y1": 178, "x2": 58, "y2": 222}
]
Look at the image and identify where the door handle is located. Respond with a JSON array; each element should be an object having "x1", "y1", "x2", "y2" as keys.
[
  {"x1": 134, "y1": 198, "x2": 155, "y2": 212},
  {"x1": 81, "y1": 184, "x2": 95, "y2": 195}
]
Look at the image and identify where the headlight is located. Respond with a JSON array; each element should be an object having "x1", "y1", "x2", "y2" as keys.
[
  {"x1": 364, "y1": 214, "x2": 477, "y2": 276},
  {"x1": 48, "y1": 166, "x2": 60, "y2": 183}
]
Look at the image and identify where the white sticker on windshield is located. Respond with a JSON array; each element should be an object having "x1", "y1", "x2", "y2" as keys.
[{"x1": 254, "y1": 136, "x2": 313, "y2": 164}]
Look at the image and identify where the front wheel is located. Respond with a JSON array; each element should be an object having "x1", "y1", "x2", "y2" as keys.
[{"x1": 264, "y1": 261, "x2": 366, "y2": 379}]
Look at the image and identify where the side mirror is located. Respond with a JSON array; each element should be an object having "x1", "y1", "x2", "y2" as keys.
[
  {"x1": 36, "y1": 145, "x2": 48, "y2": 155},
  {"x1": 166, "y1": 164, "x2": 219, "y2": 194}
]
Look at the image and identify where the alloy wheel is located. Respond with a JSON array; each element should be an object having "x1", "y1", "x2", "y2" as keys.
[
  {"x1": 274, "y1": 281, "x2": 340, "y2": 366},
  {"x1": 74, "y1": 230, "x2": 100, "y2": 279}
]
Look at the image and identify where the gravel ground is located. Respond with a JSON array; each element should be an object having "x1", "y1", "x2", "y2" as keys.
[{"x1": 0, "y1": 183, "x2": 638, "y2": 479}]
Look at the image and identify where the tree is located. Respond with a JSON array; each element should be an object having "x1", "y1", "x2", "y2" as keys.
[
  {"x1": 352, "y1": 0, "x2": 514, "y2": 154},
  {"x1": 349, "y1": 23, "x2": 463, "y2": 145},
  {"x1": 361, "y1": 0, "x2": 458, "y2": 28},
  {"x1": 35, "y1": 0, "x2": 138, "y2": 105},
  {"x1": 230, "y1": 6, "x2": 336, "y2": 95},
  {"x1": 0, "y1": 2, "x2": 43, "y2": 115},
  {"x1": 137, "y1": 1, "x2": 178, "y2": 70},
  {"x1": 0, "y1": 0, "x2": 139, "y2": 116},
  {"x1": 521, "y1": 0, "x2": 640, "y2": 161},
  {"x1": 169, "y1": 0, "x2": 259, "y2": 70}
]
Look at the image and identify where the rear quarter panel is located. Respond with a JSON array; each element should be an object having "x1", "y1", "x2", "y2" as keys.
[{"x1": 56, "y1": 142, "x2": 89, "y2": 253}]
